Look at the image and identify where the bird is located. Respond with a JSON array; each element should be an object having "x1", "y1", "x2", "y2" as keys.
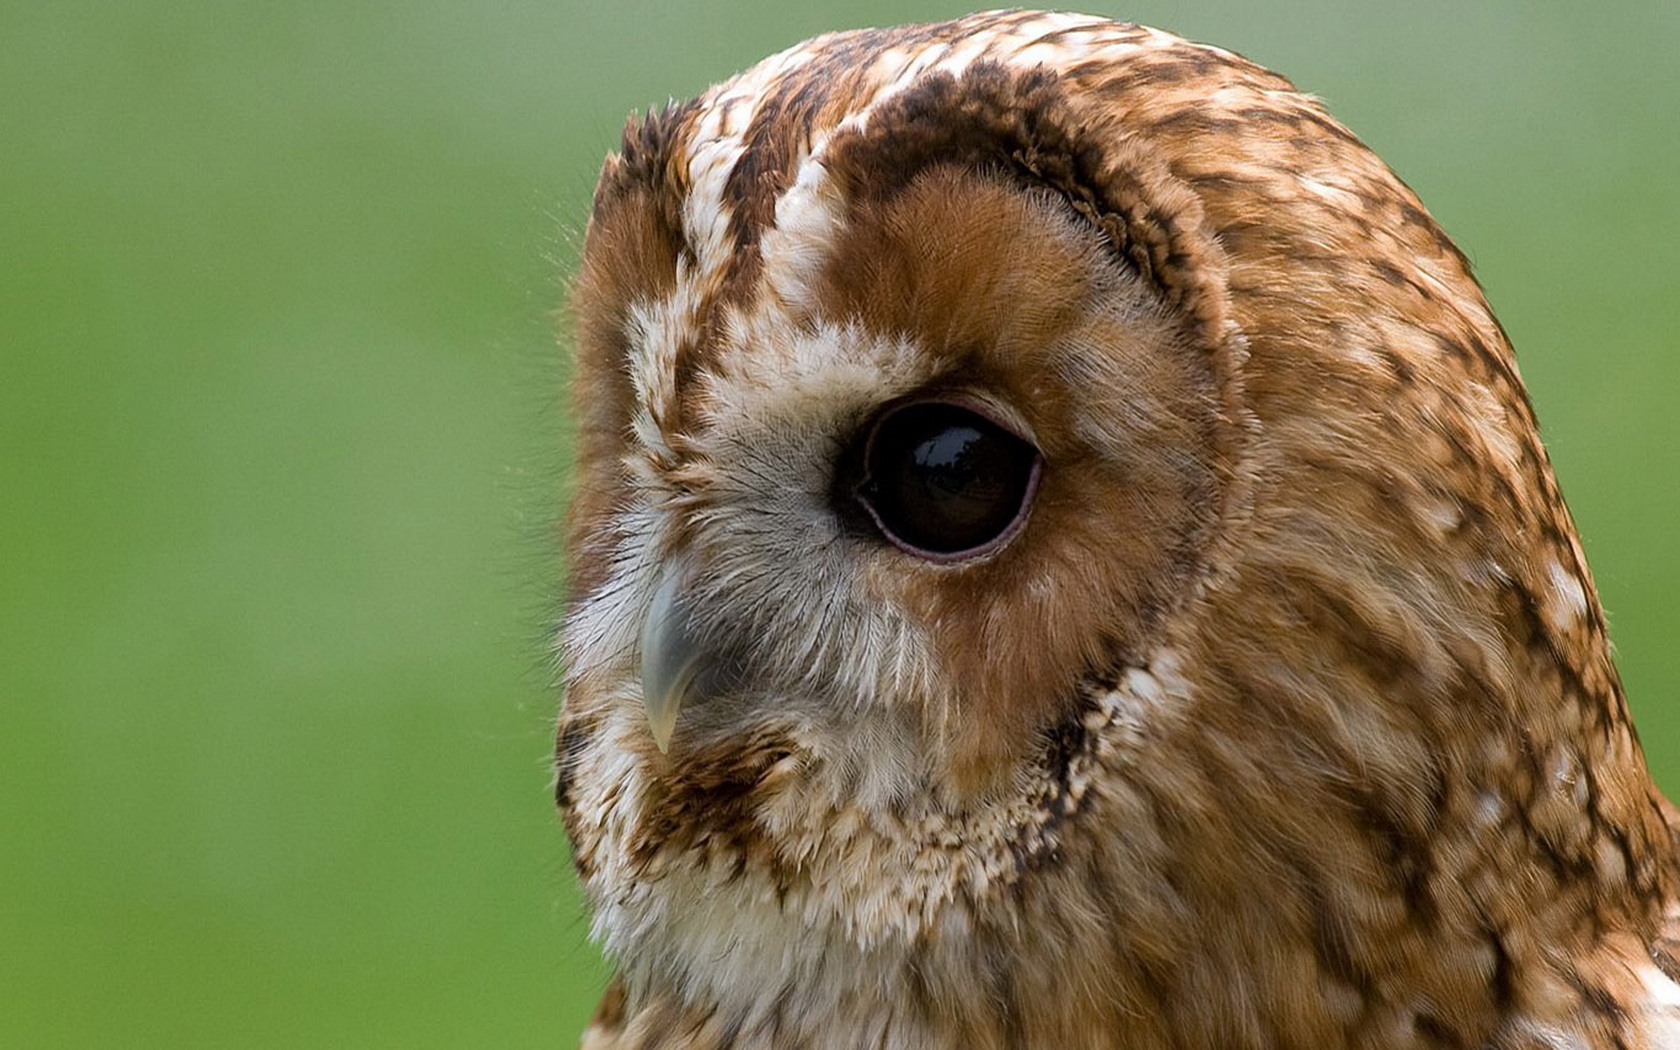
[{"x1": 553, "y1": 10, "x2": 1680, "y2": 1048}]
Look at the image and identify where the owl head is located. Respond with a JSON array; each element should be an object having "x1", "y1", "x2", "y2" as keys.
[{"x1": 556, "y1": 12, "x2": 1678, "y2": 1046}]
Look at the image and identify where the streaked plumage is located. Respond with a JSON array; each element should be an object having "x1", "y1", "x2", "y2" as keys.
[{"x1": 556, "y1": 12, "x2": 1680, "y2": 1048}]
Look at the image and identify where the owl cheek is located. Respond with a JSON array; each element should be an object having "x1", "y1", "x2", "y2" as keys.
[
  {"x1": 942, "y1": 661, "x2": 1090, "y2": 800},
  {"x1": 889, "y1": 577, "x2": 1086, "y2": 800}
]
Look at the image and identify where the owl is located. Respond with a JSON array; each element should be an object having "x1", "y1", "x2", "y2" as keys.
[{"x1": 555, "y1": 11, "x2": 1680, "y2": 1049}]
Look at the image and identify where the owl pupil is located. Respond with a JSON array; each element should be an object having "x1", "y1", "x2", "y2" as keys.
[{"x1": 855, "y1": 402, "x2": 1041, "y2": 561}]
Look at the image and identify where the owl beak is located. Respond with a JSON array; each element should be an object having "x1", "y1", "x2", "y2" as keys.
[{"x1": 639, "y1": 566, "x2": 705, "y2": 752}]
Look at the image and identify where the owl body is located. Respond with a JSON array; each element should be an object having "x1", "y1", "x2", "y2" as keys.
[{"x1": 558, "y1": 12, "x2": 1680, "y2": 1049}]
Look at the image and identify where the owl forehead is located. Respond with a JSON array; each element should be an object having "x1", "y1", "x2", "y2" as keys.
[
  {"x1": 670, "y1": 11, "x2": 1180, "y2": 280},
  {"x1": 590, "y1": 11, "x2": 1247, "y2": 437}
]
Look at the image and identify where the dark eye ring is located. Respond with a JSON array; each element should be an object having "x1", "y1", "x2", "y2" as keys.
[{"x1": 849, "y1": 398, "x2": 1043, "y2": 564}]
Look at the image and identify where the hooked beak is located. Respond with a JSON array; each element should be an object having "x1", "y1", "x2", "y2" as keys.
[{"x1": 639, "y1": 566, "x2": 707, "y2": 752}]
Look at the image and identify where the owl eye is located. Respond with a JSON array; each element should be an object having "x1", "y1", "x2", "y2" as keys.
[{"x1": 853, "y1": 401, "x2": 1042, "y2": 562}]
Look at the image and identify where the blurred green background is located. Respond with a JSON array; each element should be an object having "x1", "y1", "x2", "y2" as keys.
[{"x1": 2, "y1": 0, "x2": 1675, "y2": 1045}]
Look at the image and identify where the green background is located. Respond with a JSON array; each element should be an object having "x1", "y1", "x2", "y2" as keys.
[{"x1": 3, "y1": 1, "x2": 1676, "y2": 1045}]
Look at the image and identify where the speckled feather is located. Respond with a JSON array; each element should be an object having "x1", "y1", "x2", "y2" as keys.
[{"x1": 559, "y1": 11, "x2": 1680, "y2": 1049}]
